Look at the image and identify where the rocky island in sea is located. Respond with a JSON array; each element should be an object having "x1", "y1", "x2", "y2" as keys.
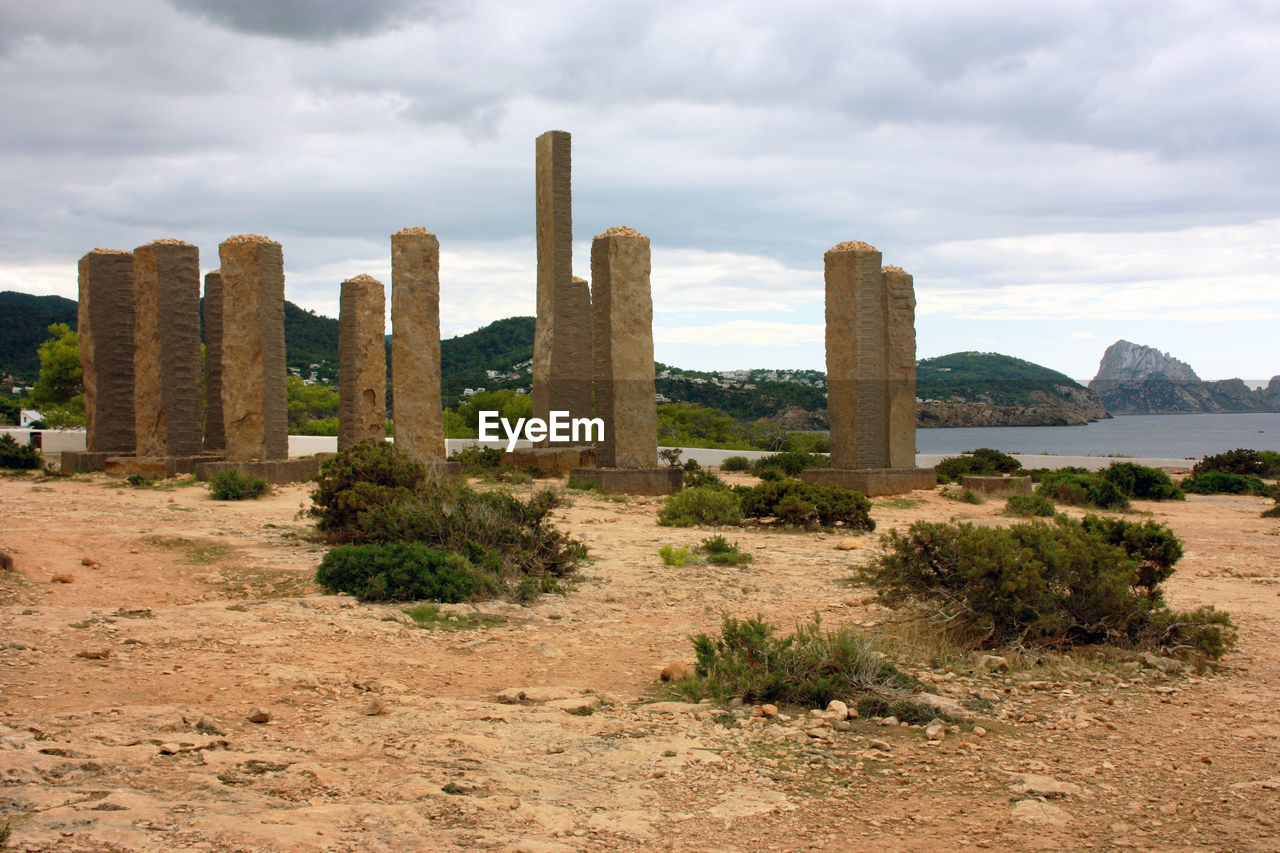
[{"x1": 1089, "y1": 340, "x2": 1280, "y2": 415}]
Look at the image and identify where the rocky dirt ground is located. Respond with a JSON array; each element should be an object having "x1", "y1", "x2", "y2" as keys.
[{"x1": 1, "y1": 467, "x2": 1278, "y2": 852}]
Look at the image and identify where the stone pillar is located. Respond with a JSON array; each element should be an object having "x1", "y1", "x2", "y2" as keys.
[
  {"x1": 591, "y1": 227, "x2": 657, "y2": 468},
  {"x1": 202, "y1": 270, "x2": 226, "y2": 452},
  {"x1": 338, "y1": 274, "x2": 387, "y2": 450},
  {"x1": 883, "y1": 265, "x2": 917, "y2": 469},
  {"x1": 77, "y1": 249, "x2": 136, "y2": 454},
  {"x1": 825, "y1": 241, "x2": 887, "y2": 469},
  {"x1": 218, "y1": 234, "x2": 287, "y2": 461},
  {"x1": 390, "y1": 228, "x2": 444, "y2": 462},
  {"x1": 132, "y1": 239, "x2": 203, "y2": 458},
  {"x1": 532, "y1": 129, "x2": 575, "y2": 437},
  {"x1": 554, "y1": 274, "x2": 593, "y2": 429}
]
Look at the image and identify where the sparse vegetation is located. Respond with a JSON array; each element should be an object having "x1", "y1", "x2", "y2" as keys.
[
  {"x1": 750, "y1": 451, "x2": 828, "y2": 477},
  {"x1": 700, "y1": 535, "x2": 754, "y2": 566},
  {"x1": 1035, "y1": 469, "x2": 1130, "y2": 510},
  {"x1": 659, "y1": 544, "x2": 694, "y2": 567},
  {"x1": 1180, "y1": 470, "x2": 1270, "y2": 496},
  {"x1": 402, "y1": 602, "x2": 506, "y2": 631},
  {"x1": 1101, "y1": 462, "x2": 1184, "y2": 501},
  {"x1": 935, "y1": 448, "x2": 1021, "y2": 484},
  {"x1": 1004, "y1": 492, "x2": 1056, "y2": 517},
  {"x1": 0, "y1": 434, "x2": 40, "y2": 470},
  {"x1": 675, "y1": 614, "x2": 924, "y2": 710},
  {"x1": 657, "y1": 486, "x2": 744, "y2": 527},
  {"x1": 861, "y1": 516, "x2": 1235, "y2": 659},
  {"x1": 1192, "y1": 448, "x2": 1280, "y2": 479},
  {"x1": 942, "y1": 486, "x2": 984, "y2": 505},
  {"x1": 736, "y1": 479, "x2": 874, "y2": 530},
  {"x1": 681, "y1": 459, "x2": 725, "y2": 489},
  {"x1": 719, "y1": 455, "x2": 751, "y2": 472},
  {"x1": 208, "y1": 469, "x2": 270, "y2": 501}
]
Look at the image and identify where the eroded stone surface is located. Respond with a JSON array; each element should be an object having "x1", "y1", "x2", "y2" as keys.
[
  {"x1": 203, "y1": 270, "x2": 226, "y2": 452},
  {"x1": 133, "y1": 240, "x2": 203, "y2": 457},
  {"x1": 338, "y1": 274, "x2": 386, "y2": 449},
  {"x1": 390, "y1": 228, "x2": 444, "y2": 462},
  {"x1": 825, "y1": 241, "x2": 887, "y2": 469},
  {"x1": 591, "y1": 227, "x2": 657, "y2": 468},
  {"x1": 218, "y1": 235, "x2": 287, "y2": 461},
  {"x1": 883, "y1": 265, "x2": 917, "y2": 469},
  {"x1": 78, "y1": 249, "x2": 136, "y2": 454}
]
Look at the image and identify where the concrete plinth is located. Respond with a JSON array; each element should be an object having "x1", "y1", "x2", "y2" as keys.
[
  {"x1": 800, "y1": 467, "x2": 937, "y2": 496},
  {"x1": 196, "y1": 458, "x2": 321, "y2": 485},
  {"x1": 570, "y1": 467, "x2": 682, "y2": 495},
  {"x1": 960, "y1": 475, "x2": 1033, "y2": 496},
  {"x1": 60, "y1": 451, "x2": 114, "y2": 474},
  {"x1": 502, "y1": 446, "x2": 597, "y2": 474},
  {"x1": 106, "y1": 455, "x2": 225, "y2": 479}
]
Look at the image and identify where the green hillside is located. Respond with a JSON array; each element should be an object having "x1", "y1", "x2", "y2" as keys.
[
  {"x1": 0, "y1": 292, "x2": 77, "y2": 378},
  {"x1": 917, "y1": 351, "x2": 1085, "y2": 404}
]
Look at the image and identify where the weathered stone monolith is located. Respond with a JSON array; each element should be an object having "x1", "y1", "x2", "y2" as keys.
[
  {"x1": 532, "y1": 129, "x2": 580, "y2": 437},
  {"x1": 77, "y1": 249, "x2": 136, "y2": 454},
  {"x1": 338, "y1": 274, "x2": 386, "y2": 450},
  {"x1": 883, "y1": 265, "x2": 917, "y2": 469},
  {"x1": 218, "y1": 234, "x2": 287, "y2": 461},
  {"x1": 132, "y1": 240, "x2": 203, "y2": 458},
  {"x1": 390, "y1": 228, "x2": 444, "y2": 462},
  {"x1": 591, "y1": 227, "x2": 657, "y2": 468},
  {"x1": 825, "y1": 241, "x2": 888, "y2": 469},
  {"x1": 203, "y1": 270, "x2": 226, "y2": 452},
  {"x1": 555, "y1": 274, "x2": 593, "y2": 429}
]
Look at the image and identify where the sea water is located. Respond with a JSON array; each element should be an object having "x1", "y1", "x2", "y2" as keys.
[{"x1": 913, "y1": 412, "x2": 1280, "y2": 459}]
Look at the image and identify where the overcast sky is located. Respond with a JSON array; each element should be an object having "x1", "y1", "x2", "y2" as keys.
[{"x1": 2, "y1": 0, "x2": 1277, "y2": 380}]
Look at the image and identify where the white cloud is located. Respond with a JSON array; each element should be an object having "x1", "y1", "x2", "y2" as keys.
[{"x1": 655, "y1": 319, "x2": 822, "y2": 347}]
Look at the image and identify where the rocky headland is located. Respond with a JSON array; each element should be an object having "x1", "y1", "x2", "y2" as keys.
[{"x1": 1089, "y1": 340, "x2": 1280, "y2": 415}]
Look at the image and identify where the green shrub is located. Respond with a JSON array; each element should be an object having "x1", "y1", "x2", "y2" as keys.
[
  {"x1": 310, "y1": 444, "x2": 584, "y2": 601},
  {"x1": 1192, "y1": 448, "x2": 1280, "y2": 478},
  {"x1": 935, "y1": 448, "x2": 1021, "y2": 483},
  {"x1": 1263, "y1": 503, "x2": 1280, "y2": 519},
  {"x1": 1180, "y1": 470, "x2": 1268, "y2": 495},
  {"x1": 680, "y1": 615, "x2": 920, "y2": 708},
  {"x1": 755, "y1": 466, "x2": 784, "y2": 481},
  {"x1": 1004, "y1": 493, "x2": 1055, "y2": 517},
  {"x1": 316, "y1": 542, "x2": 494, "y2": 602},
  {"x1": 700, "y1": 535, "x2": 754, "y2": 566},
  {"x1": 720, "y1": 455, "x2": 752, "y2": 472},
  {"x1": 751, "y1": 452, "x2": 828, "y2": 477},
  {"x1": 943, "y1": 487, "x2": 983, "y2": 505},
  {"x1": 448, "y1": 445, "x2": 504, "y2": 476},
  {"x1": 659, "y1": 545, "x2": 694, "y2": 567},
  {"x1": 208, "y1": 469, "x2": 269, "y2": 501},
  {"x1": 861, "y1": 516, "x2": 1234, "y2": 658},
  {"x1": 737, "y1": 479, "x2": 874, "y2": 531},
  {"x1": 855, "y1": 696, "x2": 950, "y2": 725},
  {"x1": 657, "y1": 486, "x2": 744, "y2": 527},
  {"x1": 682, "y1": 459, "x2": 725, "y2": 489},
  {"x1": 1102, "y1": 462, "x2": 1185, "y2": 501},
  {"x1": 1036, "y1": 470, "x2": 1130, "y2": 510},
  {"x1": 0, "y1": 434, "x2": 40, "y2": 470}
]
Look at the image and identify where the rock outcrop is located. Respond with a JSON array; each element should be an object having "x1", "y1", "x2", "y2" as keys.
[{"x1": 1089, "y1": 340, "x2": 1279, "y2": 414}]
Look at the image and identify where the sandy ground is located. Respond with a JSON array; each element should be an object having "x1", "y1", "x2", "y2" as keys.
[{"x1": 1, "y1": 469, "x2": 1278, "y2": 852}]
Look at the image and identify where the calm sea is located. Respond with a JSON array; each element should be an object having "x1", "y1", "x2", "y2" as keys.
[{"x1": 914, "y1": 412, "x2": 1280, "y2": 459}]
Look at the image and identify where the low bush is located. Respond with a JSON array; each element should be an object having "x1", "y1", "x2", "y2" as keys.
[
  {"x1": 0, "y1": 434, "x2": 40, "y2": 470},
  {"x1": 861, "y1": 516, "x2": 1234, "y2": 658},
  {"x1": 208, "y1": 469, "x2": 269, "y2": 501},
  {"x1": 1004, "y1": 493, "x2": 1055, "y2": 517},
  {"x1": 942, "y1": 487, "x2": 983, "y2": 505},
  {"x1": 678, "y1": 615, "x2": 921, "y2": 709},
  {"x1": 448, "y1": 445, "x2": 504, "y2": 476},
  {"x1": 316, "y1": 542, "x2": 494, "y2": 602},
  {"x1": 1180, "y1": 470, "x2": 1269, "y2": 496},
  {"x1": 1036, "y1": 469, "x2": 1130, "y2": 510},
  {"x1": 736, "y1": 479, "x2": 874, "y2": 531},
  {"x1": 1101, "y1": 462, "x2": 1184, "y2": 501},
  {"x1": 935, "y1": 448, "x2": 1021, "y2": 483},
  {"x1": 700, "y1": 535, "x2": 754, "y2": 566},
  {"x1": 311, "y1": 444, "x2": 584, "y2": 602},
  {"x1": 659, "y1": 545, "x2": 694, "y2": 567},
  {"x1": 750, "y1": 452, "x2": 828, "y2": 477},
  {"x1": 1263, "y1": 502, "x2": 1280, "y2": 519},
  {"x1": 657, "y1": 486, "x2": 744, "y2": 527},
  {"x1": 1192, "y1": 448, "x2": 1280, "y2": 478},
  {"x1": 720, "y1": 455, "x2": 752, "y2": 472},
  {"x1": 682, "y1": 459, "x2": 725, "y2": 489}
]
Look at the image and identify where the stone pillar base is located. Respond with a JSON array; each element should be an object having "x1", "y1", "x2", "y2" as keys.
[
  {"x1": 503, "y1": 446, "x2": 597, "y2": 474},
  {"x1": 106, "y1": 455, "x2": 226, "y2": 479},
  {"x1": 570, "y1": 467, "x2": 683, "y2": 495},
  {"x1": 800, "y1": 467, "x2": 937, "y2": 496},
  {"x1": 60, "y1": 451, "x2": 115, "y2": 474},
  {"x1": 196, "y1": 458, "x2": 320, "y2": 485},
  {"x1": 960, "y1": 475, "x2": 1033, "y2": 496}
]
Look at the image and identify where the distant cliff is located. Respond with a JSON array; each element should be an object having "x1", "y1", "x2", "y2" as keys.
[{"x1": 1089, "y1": 340, "x2": 1280, "y2": 414}]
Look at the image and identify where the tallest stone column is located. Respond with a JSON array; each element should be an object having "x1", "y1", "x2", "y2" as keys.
[
  {"x1": 532, "y1": 130, "x2": 592, "y2": 442},
  {"x1": 825, "y1": 241, "x2": 888, "y2": 469}
]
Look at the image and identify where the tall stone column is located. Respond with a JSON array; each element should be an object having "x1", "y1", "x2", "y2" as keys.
[
  {"x1": 132, "y1": 239, "x2": 203, "y2": 458},
  {"x1": 339, "y1": 274, "x2": 387, "y2": 450},
  {"x1": 202, "y1": 270, "x2": 226, "y2": 452},
  {"x1": 77, "y1": 249, "x2": 136, "y2": 454},
  {"x1": 825, "y1": 241, "x2": 888, "y2": 470},
  {"x1": 883, "y1": 265, "x2": 917, "y2": 469},
  {"x1": 555, "y1": 274, "x2": 593, "y2": 428},
  {"x1": 390, "y1": 228, "x2": 444, "y2": 462},
  {"x1": 532, "y1": 129, "x2": 578, "y2": 438},
  {"x1": 218, "y1": 234, "x2": 287, "y2": 461},
  {"x1": 591, "y1": 227, "x2": 657, "y2": 468}
]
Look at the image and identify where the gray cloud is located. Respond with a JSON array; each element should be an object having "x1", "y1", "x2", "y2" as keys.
[{"x1": 167, "y1": 0, "x2": 454, "y2": 42}]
